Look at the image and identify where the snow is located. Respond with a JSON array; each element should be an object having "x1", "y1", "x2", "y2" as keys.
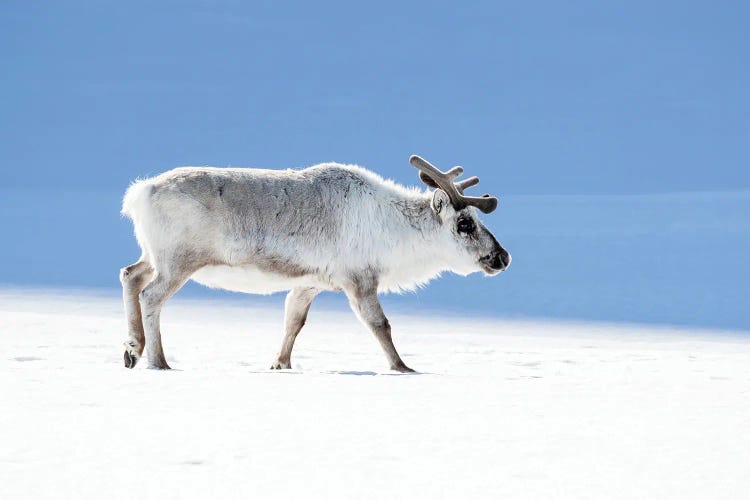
[{"x1": 2, "y1": 289, "x2": 749, "y2": 499}]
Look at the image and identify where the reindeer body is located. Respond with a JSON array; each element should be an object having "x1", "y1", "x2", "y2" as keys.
[{"x1": 120, "y1": 158, "x2": 510, "y2": 371}]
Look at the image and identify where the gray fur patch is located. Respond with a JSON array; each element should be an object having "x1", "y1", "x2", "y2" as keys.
[{"x1": 253, "y1": 255, "x2": 314, "y2": 278}]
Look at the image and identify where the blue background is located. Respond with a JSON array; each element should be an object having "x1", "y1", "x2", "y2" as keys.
[{"x1": 1, "y1": 1, "x2": 748, "y2": 329}]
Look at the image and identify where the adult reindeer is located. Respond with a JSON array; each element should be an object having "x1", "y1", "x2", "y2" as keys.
[{"x1": 120, "y1": 155, "x2": 511, "y2": 371}]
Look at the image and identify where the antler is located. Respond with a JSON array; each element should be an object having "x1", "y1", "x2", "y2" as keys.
[{"x1": 409, "y1": 155, "x2": 498, "y2": 214}]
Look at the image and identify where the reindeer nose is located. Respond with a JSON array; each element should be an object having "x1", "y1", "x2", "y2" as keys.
[
  {"x1": 500, "y1": 250, "x2": 511, "y2": 268},
  {"x1": 492, "y1": 249, "x2": 511, "y2": 271}
]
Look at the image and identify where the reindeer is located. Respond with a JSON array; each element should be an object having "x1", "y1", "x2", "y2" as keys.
[{"x1": 120, "y1": 155, "x2": 511, "y2": 372}]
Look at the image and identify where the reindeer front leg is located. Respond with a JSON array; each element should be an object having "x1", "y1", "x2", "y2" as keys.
[
  {"x1": 271, "y1": 287, "x2": 319, "y2": 369},
  {"x1": 344, "y1": 281, "x2": 414, "y2": 373}
]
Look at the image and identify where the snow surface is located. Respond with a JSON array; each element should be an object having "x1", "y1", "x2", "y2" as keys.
[{"x1": 2, "y1": 289, "x2": 749, "y2": 499}]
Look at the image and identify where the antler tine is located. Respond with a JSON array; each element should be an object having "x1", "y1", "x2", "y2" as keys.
[
  {"x1": 445, "y1": 166, "x2": 464, "y2": 179},
  {"x1": 409, "y1": 155, "x2": 498, "y2": 214},
  {"x1": 456, "y1": 176, "x2": 479, "y2": 194},
  {"x1": 462, "y1": 194, "x2": 498, "y2": 214},
  {"x1": 410, "y1": 155, "x2": 453, "y2": 183}
]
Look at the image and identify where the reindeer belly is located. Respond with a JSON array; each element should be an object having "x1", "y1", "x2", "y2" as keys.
[{"x1": 191, "y1": 264, "x2": 319, "y2": 295}]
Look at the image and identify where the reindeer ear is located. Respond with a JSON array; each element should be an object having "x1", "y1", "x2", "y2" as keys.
[{"x1": 431, "y1": 189, "x2": 450, "y2": 215}]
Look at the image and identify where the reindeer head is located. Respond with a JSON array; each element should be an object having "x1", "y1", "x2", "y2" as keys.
[{"x1": 410, "y1": 155, "x2": 511, "y2": 276}]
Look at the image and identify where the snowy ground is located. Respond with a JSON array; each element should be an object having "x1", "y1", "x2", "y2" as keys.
[{"x1": 2, "y1": 289, "x2": 749, "y2": 499}]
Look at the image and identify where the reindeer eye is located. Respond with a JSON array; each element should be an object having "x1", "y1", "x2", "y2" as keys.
[{"x1": 457, "y1": 217, "x2": 475, "y2": 234}]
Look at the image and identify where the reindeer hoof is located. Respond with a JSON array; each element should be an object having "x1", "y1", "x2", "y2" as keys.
[
  {"x1": 270, "y1": 360, "x2": 291, "y2": 370},
  {"x1": 391, "y1": 363, "x2": 416, "y2": 373},
  {"x1": 123, "y1": 351, "x2": 138, "y2": 369},
  {"x1": 146, "y1": 359, "x2": 171, "y2": 370},
  {"x1": 123, "y1": 341, "x2": 142, "y2": 369}
]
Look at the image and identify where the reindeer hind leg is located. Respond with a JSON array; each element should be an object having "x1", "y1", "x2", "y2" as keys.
[
  {"x1": 138, "y1": 257, "x2": 201, "y2": 370},
  {"x1": 120, "y1": 259, "x2": 154, "y2": 368}
]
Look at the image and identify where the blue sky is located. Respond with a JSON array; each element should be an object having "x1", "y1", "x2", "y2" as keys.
[
  {"x1": 1, "y1": 1, "x2": 748, "y2": 329},
  {"x1": 3, "y1": 1, "x2": 747, "y2": 193}
]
